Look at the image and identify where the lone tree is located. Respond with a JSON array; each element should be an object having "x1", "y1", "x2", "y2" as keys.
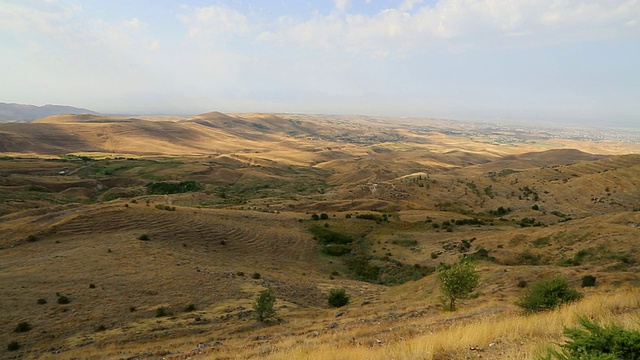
[
  {"x1": 253, "y1": 289, "x2": 276, "y2": 322},
  {"x1": 437, "y1": 257, "x2": 480, "y2": 311}
]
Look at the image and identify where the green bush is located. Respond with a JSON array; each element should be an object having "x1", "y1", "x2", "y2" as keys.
[
  {"x1": 517, "y1": 276, "x2": 582, "y2": 313},
  {"x1": 581, "y1": 275, "x2": 597, "y2": 287},
  {"x1": 138, "y1": 234, "x2": 150, "y2": 241},
  {"x1": 327, "y1": 288, "x2": 350, "y2": 308},
  {"x1": 252, "y1": 272, "x2": 261, "y2": 279},
  {"x1": 57, "y1": 295, "x2": 70, "y2": 304},
  {"x1": 253, "y1": 289, "x2": 276, "y2": 322},
  {"x1": 7, "y1": 341, "x2": 20, "y2": 351},
  {"x1": 184, "y1": 304, "x2": 196, "y2": 312},
  {"x1": 14, "y1": 322, "x2": 32, "y2": 333},
  {"x1": 37, "y1": 298, "x2": 47, "y2": 305},
  {"x1": 155, "y1": 307, "x2": 169, "y2": 317},
  {"x1": 541, "y1": 317, "x2": 640, "y2": 360}
]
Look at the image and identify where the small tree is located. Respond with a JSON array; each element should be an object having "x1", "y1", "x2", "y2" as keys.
[
  {"x1": 253, "y1": 289, "x2": 276, "y2": 322},
  {"x1": 437, "y1": 258, "x2": 480, "y2": 311}
]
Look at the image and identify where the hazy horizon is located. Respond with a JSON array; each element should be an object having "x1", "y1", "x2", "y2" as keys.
[{"x1": 1, "y1": 1, "x2": 638, "y2": 128}]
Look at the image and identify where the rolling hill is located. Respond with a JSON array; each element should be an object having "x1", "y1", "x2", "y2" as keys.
[{"x1": 0, "y1": 112, "x2": 639, "y2": 359}]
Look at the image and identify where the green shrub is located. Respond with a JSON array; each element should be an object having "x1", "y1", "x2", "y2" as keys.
[
  {"x1": 155, "y1": 307, "x2": 169, "y2": 317},
  {"x1": 7, "y1": 341, "x2": 20, "y2": 351},
  {"x1": 517, "y1": 276, "x2": 583, "y2": 313},
  {"x1": 95, "y1": 324, "x2": 107, "y2": 332},
  {"x1": 253, "y1": 289, "x2": 276, "y2": 322},
  {"x1": 138, "y1": 234, "x2": 150, "y2": 241},
  {"x1": 581, "y1": 275, "x2": 597, "y2": 287},
  {"x1": 37, "y1": 298, "x2": 47, "y2": 305},
  {"x1": 57, "y1": 295, "x2": 70, "y2": 304},
  {"x1": 14, "y1": 322, "x2": 32, "y2": 333},
  {"x1": 540, "y1": 317, "x2": 640, "y2": 360},
  {"x1": 26, "y1": 234, "x2": 38, "y2": 242},
  {"x1": 327, "y1": 288, "x2": 350, "y2": 308},
  {"x1": 184, "y1": 304, "x2": 196, "y2": 312},
  {"x1": 252, "y1": 272, "x2": 261, "y2": 279},
  {"x1": 320, "y1": 213, "x2": 329, "y2": 220}
]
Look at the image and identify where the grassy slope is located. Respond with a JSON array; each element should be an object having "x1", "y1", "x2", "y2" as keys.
[{"x1": 0, "y1": 113, "x2": 639, "y2": 359}]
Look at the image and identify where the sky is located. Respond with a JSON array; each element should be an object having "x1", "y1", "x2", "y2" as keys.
[{"x1": 0, "y1": 0, "x2": 639, "y2": 127}]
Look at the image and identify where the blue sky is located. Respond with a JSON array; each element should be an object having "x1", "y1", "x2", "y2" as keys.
[{"x1": 1, "y1": 0, "x2": 638, "y2": 127}]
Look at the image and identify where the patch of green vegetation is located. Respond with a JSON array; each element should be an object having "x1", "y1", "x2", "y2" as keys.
[
  {"x1": 154, "y1": 204, "x2": 176, "y2": 211},
  {"x1": 60, "y1": 154, "x2": 94, "y2": 162},
  {"x1": 512, "y1": 251, "x2": 545, "y2": 266},
  {"x1": 489, "y1": 206, "x2": 512, "y2": 216},
  {"x1": 391, "y1": 238, "x2": 418, "y2": 247},
  {"x1": 519, "y1": 186, "x2": 539, "y2": 201},
  {"x1": 322, "y1": 244, "x2": 352, "y2": 256},
  {"x1": 27, "y1": 185, "x2": 52, "y2": 192},
  {"x1": 466, "y1": 247, "x2": 497, "y2": 262},
  {"x1": 309, "y1": 226, "x2": 353, "y2": 245},
  {"x1": 147, "y1": 180, "x2": 202, "y2": 195},
  {"x1": 355, "y1": 213, "x2": 389, "y2": 223},
  {"x1": 487, "y1": 169, "x2": 519, "y2": 178},
  {"x1": 540, "y1": 317, "x2": 640, "y2": 360},
  {"x1": 558, "y1": 248, "x2": 597, "y2": 267},
  {"x1": 532, "y1": 236, "x2": 551, "y2": 248},
  {"x1": 519, "y1": 217, "x2": 544, "y2": 227}
]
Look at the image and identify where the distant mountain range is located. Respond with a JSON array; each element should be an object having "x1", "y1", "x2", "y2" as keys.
[{"x1": 0, "y1": 102, "x2": 99, "y2": 122}]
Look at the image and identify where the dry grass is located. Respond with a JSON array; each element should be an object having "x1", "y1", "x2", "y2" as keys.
[{"x1": 257, "y1": 288, "x2": 640, "y2": 360}]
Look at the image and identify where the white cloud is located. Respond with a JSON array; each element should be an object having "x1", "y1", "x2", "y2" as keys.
[
  {"x1": 0, "y1": 0, "x2": 80, "y2": 33},
  {"x1": 399, "y1": 0, "x2": 423, "y2": 12},
  {"x1": 334, "y1": 0, "x2": 352, "y2": 11},
  {"x1": 258, "y1": 0, "x2": 640, "y2": 56},
  {"x1": 179, "y1": 5, "x2": 249, "y2": 40}
]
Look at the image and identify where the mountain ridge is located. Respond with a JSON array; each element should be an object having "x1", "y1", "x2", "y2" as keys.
[{"x1": 0, "y1": 102, "x2": 99, "y2": 122}]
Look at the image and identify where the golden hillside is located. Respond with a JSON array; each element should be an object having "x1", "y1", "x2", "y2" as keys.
[{"x1": 1, "y1": 112, "x2": 639, "y2": 359}]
